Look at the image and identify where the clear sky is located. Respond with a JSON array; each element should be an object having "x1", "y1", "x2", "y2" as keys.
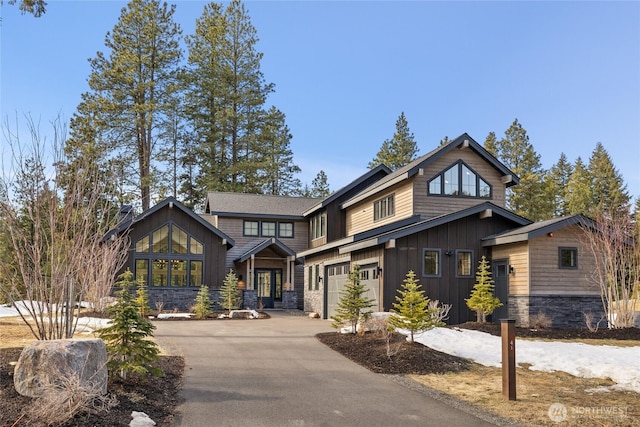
[{"x1": 1, "y1": 1, "x2": 639, "y2": 199}]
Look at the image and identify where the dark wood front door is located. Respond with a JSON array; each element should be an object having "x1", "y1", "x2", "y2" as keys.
[
  {"x1": 255, "y1": 269, "x2": 282, "y2": 309},
  {"x1": 492, "y1": 259, "x2": 509, "y2": 323}
]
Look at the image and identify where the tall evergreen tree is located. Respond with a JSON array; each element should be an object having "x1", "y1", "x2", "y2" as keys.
[
  {"x1": 184, "y1": 0, "x2": 283, "y2": 195},
  {"x1": 368, "y1": 112, "x2": 418, "y2": 170},
  {"x1": 483, "y1": 131, "x2": 497, "y2": 156},
  {"x1": 66, "y1": 0, "x2": 183, "y2": 211},
  {"x1": 588, "y1": 142, "x2": 630, "y2": 218},
  {"x1": 565, "y1": 157, "x2": 593, "y2": 216},
  {"x1": 259, "y1": 107, "x2": 301, "y2": 195},
  {"x1": 542, "y1": 152, "x2": 573, "y2": 218},
  {"x1": 493, "y1": 119, "x2": 546, "y2": 220},
  {"x1": 310, "y1": 170, "x2": 331, "y2": 198}
]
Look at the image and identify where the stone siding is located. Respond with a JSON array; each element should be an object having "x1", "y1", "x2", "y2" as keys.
[
  {"x1": 115, "y1": 287, "x2": 256, "y2": 312},
  {"x1": 304, "y1": 290, "x2": 323, "y2": 317},
  {"x1": 509, "y1": 295, "x2": 603, "y2": 328},
  {"x1": 282, "y1": 290, "x2": 297, "y2": 309}
]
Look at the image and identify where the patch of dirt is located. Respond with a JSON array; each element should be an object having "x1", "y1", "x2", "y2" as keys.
[{"x1": 0, "y1": 348, "x2": 184, "y2": 427}]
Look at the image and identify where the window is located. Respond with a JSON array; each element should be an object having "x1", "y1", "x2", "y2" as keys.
[
  {"x1": 134, "y1": 223, "x2": 205, "y2": 287},
  {"x1": 559, "y1": 247, "x2": 578, "y2": 269},
  {"x1": 172, "y1": 226, "x2": 188, "y2": 254},
  {"x1": 262, "y1": 221, "x2": 276, "y2": 237},
  {"x1": 456, "y1": 250, "x2": 473, "y2": 277},
  {"x1": 308, "y1": 266, "x2": 313, "y2": 290},
  {"x1": 315, "y1": 264, "x2": 320, "y2": 290},
  {"x1": 279, "y1": 222, "x2": 294, "y2": 238},
  {"x1": 428, "y1": 161, "x2": 491, "y2": 199},
  {"x1": 423, "y1": 249, "x2": 441, "y2": 277},
  {"x1": 374, "y1": 194, "x2": 395, "y2": 221},
  {"x1": 243, "y1": 221, "x2": 259, "y2": 237},
  {"x1": 311, "y1": 212, "x2": 326, "y2": 240}
]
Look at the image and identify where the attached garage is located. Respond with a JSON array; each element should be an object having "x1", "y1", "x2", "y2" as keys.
[{"x1": 325, "y1": 262, "x2": 380, "y2": 319}]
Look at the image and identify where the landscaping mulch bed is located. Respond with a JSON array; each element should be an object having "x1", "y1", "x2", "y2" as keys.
[
  {"x1": 455, "y1": 321, "x2": 640, "y2": 340},
  {"x1": 0, "y1": 348, "x2": 184, "y2": 427}
]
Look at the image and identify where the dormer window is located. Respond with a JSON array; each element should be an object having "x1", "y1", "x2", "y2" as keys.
[{"x1": 428, "y1": 161, "x2": 491, "y2": 198}]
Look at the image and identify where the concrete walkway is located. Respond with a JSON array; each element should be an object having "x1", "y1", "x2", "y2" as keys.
[{"x1": 153, "y1": 311, "x2": 505, "y2": 427}]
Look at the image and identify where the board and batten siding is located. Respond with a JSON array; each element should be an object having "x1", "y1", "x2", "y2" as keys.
[
  {"x1": 346, "y1": 180, "x2": 414, "y2": 236},
  {"x1": 491, "y1": 242, "x2": 530, "y2": 295},
  {"x1": 414, "y1": 147, "x2": 507, "y2": 219},
  {"x1": 528, "y1": 226, "x2": 599, "y2": 295}
]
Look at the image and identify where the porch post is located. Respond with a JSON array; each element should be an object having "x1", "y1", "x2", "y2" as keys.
[
  {"x1": 249, "y1": 255, "x2": 255, "y2": 290},
  {"x1": 290, "y1": 256, "x2": 295, "y2": 288},
  {"x1": 286, "y1": 256, "x2": 292, "y2": 286}
]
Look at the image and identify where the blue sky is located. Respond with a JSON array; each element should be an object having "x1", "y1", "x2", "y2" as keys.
[{"x1": 2, "y1": 1, "x2": 639, "y2": 198}]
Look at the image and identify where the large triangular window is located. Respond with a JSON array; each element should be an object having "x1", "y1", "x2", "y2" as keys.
[{"x1": 427, "y1": 161, "x2": 491, "y2": 199}]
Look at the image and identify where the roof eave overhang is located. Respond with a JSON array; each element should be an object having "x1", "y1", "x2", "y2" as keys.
[{"x1": 340, "y1": 173, "x2": 409, "y2": 209}]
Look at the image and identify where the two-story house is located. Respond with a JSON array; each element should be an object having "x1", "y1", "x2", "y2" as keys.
[{"x1": 111, "y1": 133, "x2": 602, "y2": 327}]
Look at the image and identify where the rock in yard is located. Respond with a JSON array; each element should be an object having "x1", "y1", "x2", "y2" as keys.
[
  {"x1": 13, "y1": 338, "x2": 108, "y2": 398},
  {"x1": 130, "y1": 411, "x2": 156, "y2": 426}
]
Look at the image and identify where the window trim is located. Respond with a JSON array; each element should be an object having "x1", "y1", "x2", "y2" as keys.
[
  {"x1": 455, "y1": 249, "x2": 474, "y2": 278},
  {"x1": 422, "y1": 248, "x2": 442, "y2": 278},
  {"x1": 559, "y1": 247, "x2": 578, "y2": 269},
  {"x1": 427, "y1": 160, "x2": 492, "y2": 199}
]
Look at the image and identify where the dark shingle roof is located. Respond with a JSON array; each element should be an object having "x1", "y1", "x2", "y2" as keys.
[{"x1": 205, "y1": 192, "x2": 322, "y2": 219}]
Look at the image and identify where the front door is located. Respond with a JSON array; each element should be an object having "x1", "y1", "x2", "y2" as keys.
[
  {"x1": 492, "y1": 259, "x2": 509, "y2": 323},
  {"x1": 255, "y1": 269, "x2": 282, "y2": 309}
]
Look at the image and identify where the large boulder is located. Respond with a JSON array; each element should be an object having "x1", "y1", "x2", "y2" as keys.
[{"x1": 13, "y1": 338, "x2": 108, "y2": 398}]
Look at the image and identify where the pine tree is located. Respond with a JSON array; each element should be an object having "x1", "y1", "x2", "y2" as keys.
[
  {"x1": 439, "y1": 136, "x2": 451, "y2": 146},
  {"x1": 483, "y1": 131, "x2": 498, "y2": 156},
  {"x1": 97, "y1": 270, "x2": 161, "y2": 379},
  {"x1": 588, "y1": 142, "x2": 630, "y2": 218},
  {"x1": 219, "y1": 270, "x2": 241, "y2": 313},
  {"x1": 387, "y1": 270, "x2": 442, "y2": 342},
  {"x1": 565, "y1": 157, "x2": 593, "y2": 215},
  {"x1": 465, "y1": 256, "x2": 502, "y2": 323},
  {"x1": 193, "y1": 285, "x2": 212, "y2": 319},
  {"x1": 310, "y1": 171, "x2": 331, "y2": 197},
  {"x1": 331, "y1": 265, "x2": 375, "y2": 333},
  {"x1": 543, "y1": 153, "x2": 573, "y2": 218},
  {"x1": 368, "y1": 112, "x2": 418, "y2": 170},
  {"x1": 66, "y1": 0, "x2": 183, "y2": 211},
  {"x1": 135, "y1": 277, "x2": 150, "y2": 318},
  {"x1": 493, "y1": 119, "x2": 546, "y2": 220},
  {"x1": 185, "y1": 0, "x2": 281, "y2": 195},
  {"x1": 259, "y1": 107, "x2": 302, "y2": 195}
]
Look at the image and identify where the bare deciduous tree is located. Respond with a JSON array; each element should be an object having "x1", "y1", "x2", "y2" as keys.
[
  {"x1": 580, "y1": 212, "x2": 639, "y2": 328},
  {"x1": 0, "y1": 115, "x2": 129, "y2": 340}
]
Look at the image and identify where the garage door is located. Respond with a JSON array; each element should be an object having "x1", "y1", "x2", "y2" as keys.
[
  {"x1": 326, "y1": 263, "x2": 350, "y2": 319},
  {"x1": 359, "y1": 263, "x2": 380, "y2": 312},
  {"x1": 326, "y1": 262, "x2": 380, "y2": 319}
]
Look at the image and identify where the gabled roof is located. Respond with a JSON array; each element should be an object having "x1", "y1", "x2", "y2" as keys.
[
  {"x1": 341, "y1": 133, "x2": 520, "y2": 209},
  {"x1": 338, "y1": 202, "x2": 531, "y2": 254},
  {"x1": 481, "y1": 214, "x2": 594, "y2": 246},
  {"x1": 102, "y1": 196, "x2": 234, "y2": 247},
  {"x1": 205, "y1": 192, "x2": 321, "y2": 219},
  {"x1": 303, "y1": 164, "x2": 392, "y2": 217},
  {"x1": 229, "y1": 237, "x2": 298, "y2": 263}
]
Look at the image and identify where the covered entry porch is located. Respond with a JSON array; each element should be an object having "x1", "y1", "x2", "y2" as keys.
[{"x1": 231, "y1": 238, "x2": 300, "y2": 309}]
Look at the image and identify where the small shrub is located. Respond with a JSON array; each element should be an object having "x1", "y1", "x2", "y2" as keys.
[
  {"x1": 330, "y1": 264, "x2": 375, "y2": 334},
  {"x1": 193, "y1": 285, "x2": 212, "y2": 319},
  {"x1": 530, "y1": 311, "x2": 552, "y2": 329},
  {"x1": 24, "y1": 373, "x2": 117, "y2": 425},
  {"x1": 97, "y1": 270, "x2": 162, "y2": 379},
  {"x1": 388, "y1": 270, "x2": 443, "y2": 342},
  {"x1": 219, "y1": 270, "x2": 241, "y2": 313},
  {"x1": 466, "y1": 256, "x2": 502, "y2": 323},
  {"x1": 583, "y1": 311, "x2": 604, "y2": 332}
]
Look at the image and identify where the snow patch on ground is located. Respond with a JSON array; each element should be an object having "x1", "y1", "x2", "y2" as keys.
[{"x1": 416, "y1": 327, "x2": 640, "y2": 393}]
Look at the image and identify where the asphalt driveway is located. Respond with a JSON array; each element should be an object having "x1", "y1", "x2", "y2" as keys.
[{"x1": 153, "y1": 311, "x2": 506, "y2": 427}]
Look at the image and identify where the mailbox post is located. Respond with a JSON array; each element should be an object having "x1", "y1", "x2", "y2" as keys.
[{"x1": 501, "y1": 319, "x2": 516, "y2": 400}]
